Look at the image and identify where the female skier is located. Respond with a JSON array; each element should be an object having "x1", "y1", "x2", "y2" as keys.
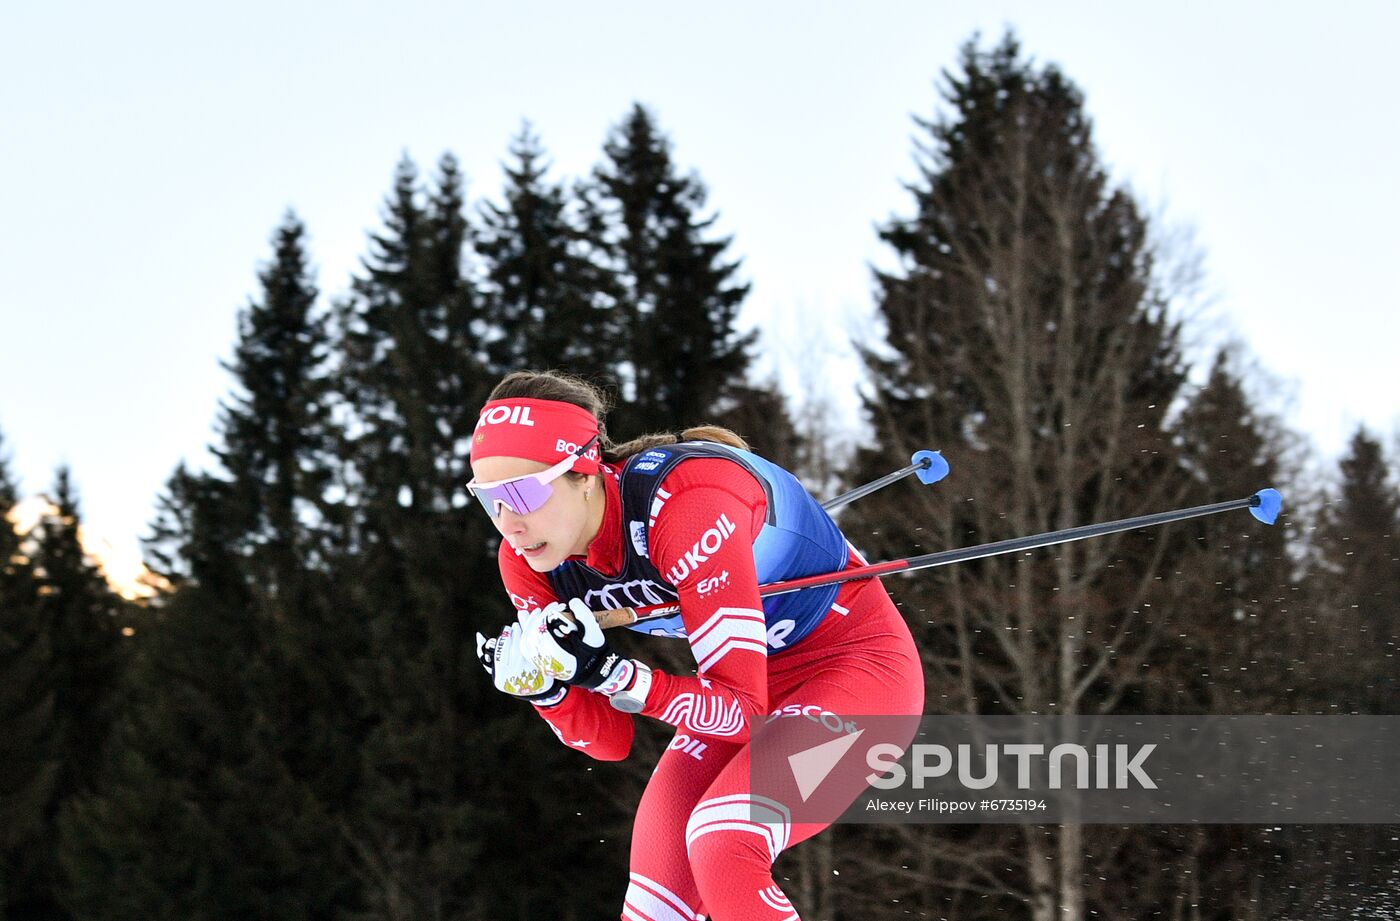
[{"x1": 472, "y1": 370, "x2": 924, "y2": 921}]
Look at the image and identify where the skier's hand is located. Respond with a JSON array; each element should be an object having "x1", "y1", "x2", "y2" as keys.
[
  {"x1": 521, "y1": 599, "x2": 636, "y2": 694},
  {"x1": 475, "y1": 623, "x2": 566, "y2": 704}
]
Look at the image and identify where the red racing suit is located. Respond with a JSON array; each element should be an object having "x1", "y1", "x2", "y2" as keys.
[{"x1": 498, "y1": 450, "x2": 924, "y2": 921}]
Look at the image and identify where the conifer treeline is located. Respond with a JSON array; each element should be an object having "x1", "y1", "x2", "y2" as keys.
[{"x1": 2, "y1": 38, "x2": 1396, "y2": 921}]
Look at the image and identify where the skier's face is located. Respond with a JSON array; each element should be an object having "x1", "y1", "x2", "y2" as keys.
[{"x1": 471, "y1": 454, "x2": 600, "y2": 572}]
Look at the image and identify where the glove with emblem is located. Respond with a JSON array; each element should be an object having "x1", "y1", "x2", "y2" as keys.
[
  {"x1": 475, "y1": 623, "x2": 567, "y2": 705},
  {"x1": 520, "y1": 599, "x2": 647, "y2": 705}
]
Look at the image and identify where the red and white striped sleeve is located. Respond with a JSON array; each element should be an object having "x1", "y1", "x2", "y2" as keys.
[
  {"x1": 640, "y1": 459, "x2": 771, "y2": 742},
  {"x1": 496, "y1": 541, "x2": 636, "y2": 761}
]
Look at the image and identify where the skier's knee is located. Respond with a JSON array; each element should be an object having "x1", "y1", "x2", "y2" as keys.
[{"x1": 685, "y1": 794, "x2": 791, "y2": 904}]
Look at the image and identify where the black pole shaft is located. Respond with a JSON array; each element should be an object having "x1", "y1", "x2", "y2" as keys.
[
  {"x1": 762, "y1": 494, "x2": 1261, "y2": 598},
  {"x1": 902, "y1": 495, "x2": 1260, "y2": 570}
]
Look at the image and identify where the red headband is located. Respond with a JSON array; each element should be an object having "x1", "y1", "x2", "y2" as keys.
[{"x1": 471, "y1": 397, "x2": 602, "y2": 474}]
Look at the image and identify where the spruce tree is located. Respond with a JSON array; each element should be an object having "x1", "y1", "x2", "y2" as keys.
[
  {"x1": 331, "y1": 153, "x2": 501, "y2": 917},
  {"x1": 31, "y1": 469, "x2": 125, "y2": 803},
  {"x1": 477, "y1": 123, "x2": 619, "y2": 382},
  {"x1": 213, "y1": 213, "x2": 361, "y2": 877},
  {"x1": 588, "y1": 104, "x2": 757, "y2": 437},
  {"x1": 60, "y1": 464, "x2": 352, "y2": 920},
  {"x1": 842, "y1": 33, "x2": 1194, "y2": 921},
  {"x1": 209, "y1": 210, "x2": 358, "y2": 914},
  {"x1": 15, "y1": 468, "x2": 127, "y2": 919},
  {"x1": 1150, "y1": 350, "x2": 1297, "y2": 714},
  {"x1": 216, "y1": 211, "x2": 333, "y2": 560},
  {"x1": 334, "y1": 154, "x2": 487, "y2": 516},
  {"x1": 1127, "y1": 352, "x2": 1307, "y2": 918},
  {"x1": 854, "y1": 32, "x2": 1187, "y2": 719},
  {"x1": 1319, "y1": 427, "x2": 1400, "y2": 713},
  {"x1": 0, "y1": 431, "x2": 60, "y2": 918},
  {"x1": 58, "y1": 217, "x2": 357, "y2": 919}
]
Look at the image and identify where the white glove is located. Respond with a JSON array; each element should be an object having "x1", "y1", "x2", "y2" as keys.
[
  {"x1": 475, "y1": 623, "x2": 566, "y2": 704},
  {"x1": 520, "y1": 598, "x2": 633, "y2": 694}
]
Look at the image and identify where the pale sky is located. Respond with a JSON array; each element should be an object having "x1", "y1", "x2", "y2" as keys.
[{"x1": 2, "y1": 1, "x2": 1397, "y2": 588}]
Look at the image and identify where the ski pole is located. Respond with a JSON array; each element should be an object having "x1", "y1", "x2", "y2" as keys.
[
  {"x1": 820, "y1": 450, "x2": 949, "y2": 512},
  {"x1": 594, "y1": 488, "x2": 1282, "y2": 630}
]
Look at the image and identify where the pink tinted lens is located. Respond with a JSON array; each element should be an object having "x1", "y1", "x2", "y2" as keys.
[{"x1": 473, "y1": 475, "x2": 555, "y2": 517}]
